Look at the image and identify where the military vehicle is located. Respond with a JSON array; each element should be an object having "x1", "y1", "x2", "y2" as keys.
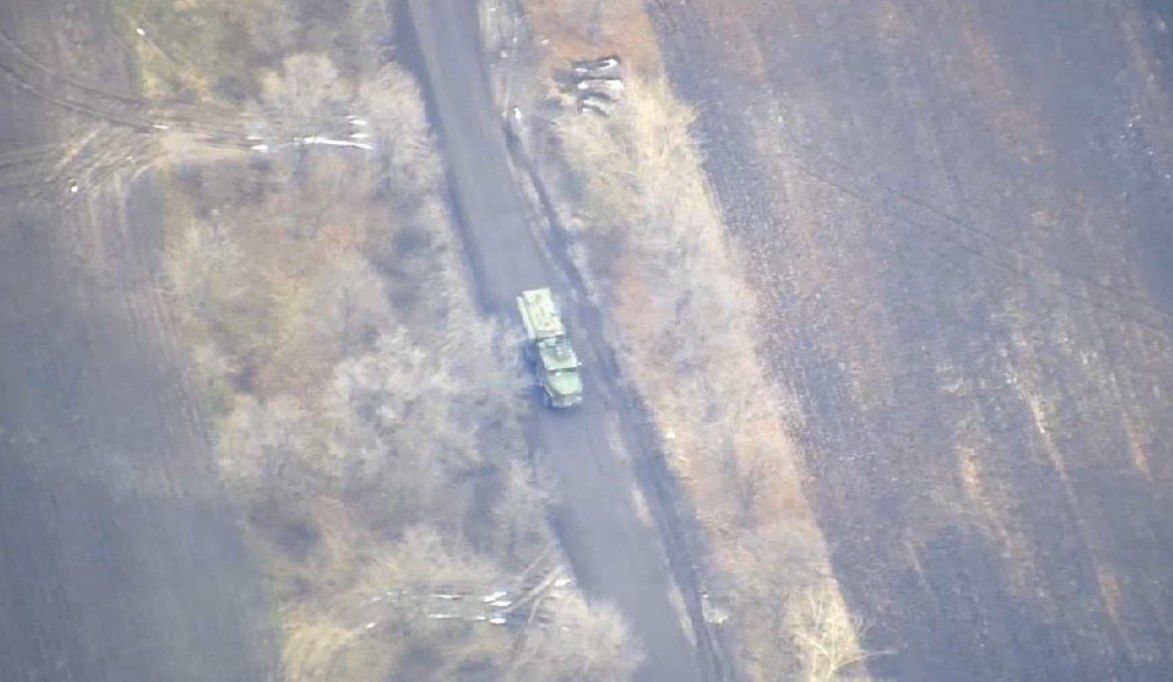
[{"x1": 516, "y1": 288, "x2": 583, "y2": 408}]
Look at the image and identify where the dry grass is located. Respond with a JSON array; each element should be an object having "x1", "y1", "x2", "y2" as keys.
[
  {"x1": 523, "y1": 0, "x2": 657, "y2": 71},
  {"x1": 114, "y1": 0, "x2": 298, "y2": 100}
]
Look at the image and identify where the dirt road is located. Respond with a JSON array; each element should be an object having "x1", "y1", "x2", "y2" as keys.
[
  {"x1": 401, "y1": 0, "x2": 718, "y2": 678},
  {"x1": 0, "y1": 2, "x2": 274, "y2": 680},
  {"x1": 650, "y1": 0, "x2": 1173, "y2": 679}
]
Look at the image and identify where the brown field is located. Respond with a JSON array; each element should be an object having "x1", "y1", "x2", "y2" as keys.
[{"x1": 649, "y1": 0, "x2": 1173, "y2": 678}]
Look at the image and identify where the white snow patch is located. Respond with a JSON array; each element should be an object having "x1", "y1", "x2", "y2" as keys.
[
  {"x1": 299, "y1": 136, "x2": 373, "y2": 151},
  {"x1": 481, "y1": 590, "x2": 507, "y2": 603}
]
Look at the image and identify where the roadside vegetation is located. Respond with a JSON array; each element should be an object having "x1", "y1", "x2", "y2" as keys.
[
  {"x1": 116, "y1": 0, "x2": 640, "y2": 679},
  {"x1": 491, "y1": 1, "x2": 871, "y2": 678}
]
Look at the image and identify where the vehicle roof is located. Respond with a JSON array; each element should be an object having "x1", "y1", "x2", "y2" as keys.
[
  {"x1": 547, "y1": 365, "x2": 584, "y2": 398},
  {"x1": 538, "y1": 337, "x2": 580, "y2": 371},
  {"x1": 518, "y1": 288, "x2": 565, "y2": 339}
]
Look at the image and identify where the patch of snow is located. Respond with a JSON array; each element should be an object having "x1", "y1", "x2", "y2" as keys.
[
  {"x1": 481, "y1": 590, "x2": 507, "y2": 603},
  {"x1": 299, "y1": 136, "x2": 373, "y2": 151}
]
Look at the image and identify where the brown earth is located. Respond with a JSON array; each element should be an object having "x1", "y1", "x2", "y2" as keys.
[
  {"x1": 650, "y1": 0, "x2": 1173, "y2": 678},
  {"x1": 0, "y1": 1, "x2": 276, "y2": 680}
]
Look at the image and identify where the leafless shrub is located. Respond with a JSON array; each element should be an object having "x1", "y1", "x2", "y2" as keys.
[
  {"x1": 786, "y1": 583, "x2": 870, "y2": 682},
  {"x1": 487, "y1": 460, "x2": 552, "y2": 563},
  {"x1": 296, "y1": 0, "x2": 394, "y2": 75},
  {"x1": 166, "y1": 220, "x2": 246, "y2": 319},
  {"x1": 123, "y1": 0, "x2": 296, "y2": 100},
  {"x1": 310, "y1": 255, "x2": 395, "y2": 351},
  {"x1": 281, "y1": 527, "x2": 512, "y2": 681},
  {"x1": 166, "y1": 219, "x2": 274, "y2": 374},
  {"x1": 244, "y1": 2, "x2": 302, "y2": 63},
  {"x1": 321, "y1": 329, "x2": 488, "y2": 530},
  {"x1": 357, "y1": 64, "x2": 445, "y2": 203},
  {"x1": 508, "y1": 594, "x2": 643, "y2": 681},
  {"x1": 218, "y1": 393, "x2": 324, "y2": 501},
  {"x1": 261, "y1": 52, "x2": 355, "y2": 134}
]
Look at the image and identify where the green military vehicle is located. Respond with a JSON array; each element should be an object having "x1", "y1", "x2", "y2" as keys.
[{"x1": 516, "y1": 288, "x2": 583, "y2": 409}]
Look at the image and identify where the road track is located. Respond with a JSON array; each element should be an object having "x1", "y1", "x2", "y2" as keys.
[{"x1": 401, "y1": 0, "x2": 727, "y2": 678}]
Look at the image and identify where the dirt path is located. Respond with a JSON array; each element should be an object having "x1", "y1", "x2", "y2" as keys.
[
  {"x1": 0, "y1": 2, "x2": 275, "y2": 680},
  {"x1": 649, "y1": 0, "x2": 1173, "y2": 679},
  {"x1": 400, "y1": 0, "x2": 723, "y2": 678}
]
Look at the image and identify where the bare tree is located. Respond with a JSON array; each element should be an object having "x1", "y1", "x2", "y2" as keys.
[
  {"x1": 357, "y1": 64, "x2": 444, "y2": 202},
  {"x1": 487, "y1": 460, "x2": 552, "y2": 563},
  {"x1": 217, "y1": 393, "x2": 324, "y2": 503},
  {"x1": 261, "y1": 53, "x2": 354, "y2": 134},
  {"x1": 508, "y1": 593, "x2": 642, "y2": 681},
  {"x1": 786, "y1": 583, "x2": 870, "y2": 682},
  {"x1": 306, "y1": 255, "x2": 396, "y2": 358},
  {"x1": 282, "y1": 527, "x2": 512, "y2": 682}
]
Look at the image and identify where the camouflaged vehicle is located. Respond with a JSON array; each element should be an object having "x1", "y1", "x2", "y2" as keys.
[{"x1": 516, "y1": 288, "x2": 583, "y2": 409}]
